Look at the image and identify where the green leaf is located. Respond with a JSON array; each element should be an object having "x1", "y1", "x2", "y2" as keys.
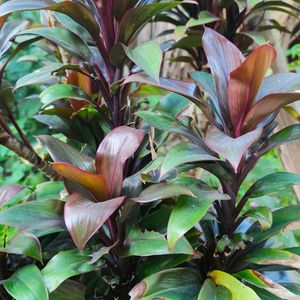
[
  {"x1": 121, "y1": 229, "x2": 193, "y2": 256},
  {"x1": 124, "y1": 41, "x2": 162, "y2": 82},
  {"x1": 243, "y1": 207, "x2": 272, "y2": 230},
  {"x1": 187, "y1": 11, "x2": 219, "y2": 27},
  {"x1": 36, "y1": 135, "x2": 94, "y2": 172},
  {"x1": 0, "y1": 200, "x2": 64, "y2": 230},
  {"x1": 245, "y1": 172, "x2": 300, "y2": 198},
  {"x1": 0, "y1": 184, "x2": 25, "y2": 206},
  {"x1": 0, "y1": 0, "x2": 99, "y2": 39},
  {"x1": 15, "y1": 63, "x2": 63, "y2": 90},
  {"x1": 0, "y1": 230, "x2": 42, "y2": 262},
  {"x1": 40, "y1": 84, "x2": 91, "y2": 108},
  {"x1": 167, "y1": 195, "x2": 212, "y2": 250},
  {"x1": 247, "y1": 248, "x2": 300, "y2": 268},
  {"x1": 3, "y1": 265, "x2": 48, "y2": 300},
  {"x1": 239, "y1": 31, "x2": 267, "y2": 45},
  {"x1": 49, "y1": 280, "x2": 85, "y2": 300},
  {"x1": 161, "y1": 143, "x2": 218, "y2": 177},
  {"x1": 198, "y1": 279, "x2": 232, "y2": 300},
  {"x1": 129, "y1": 268, "x2": 201, "y2": 300},
  {"x1": 209, "y1": 270, "x2": 260, "y2": 300},
  {"x1": 131, "y1": 182, "x2": 193, "y2": 203},
  {"x1": 64, "y1": 193, "x2": 124, "y2": 250},
  {"x1": 16, "y1": 27, "x2": 90, "y2": 61},
  {"x1": 42, "y1": 248, "x2": 97, "y2": 293},
  {"x1": 137, "y1": 111, "x2": 202, "y2": 144}
]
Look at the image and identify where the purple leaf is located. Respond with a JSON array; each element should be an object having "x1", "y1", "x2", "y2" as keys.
[
  {"x1": 64, "y1": 193, "x2": 124, "y2": 250},
  {"x1": 95, "y1": 126, "x2": 145, "y2": 198},
  {"x1": 202, "y1": 27, "x2": 244, "y2": 122},
  {"x1": 205, "y1": 126, "x2": 263, "y2": 172},
  {"x1": 0, "y1": 185, "x2": 25, "y2": 206}
]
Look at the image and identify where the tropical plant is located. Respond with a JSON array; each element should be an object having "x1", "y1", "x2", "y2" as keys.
[{"x1": 127, "y1": 27, "x2": 300, "y2": 299}]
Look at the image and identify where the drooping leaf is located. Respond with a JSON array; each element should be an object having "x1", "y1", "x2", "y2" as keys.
[
  {"x1": 247, "y1": 248, "x2": 300, "y2": 268},
  {"x1": 202, "y1": 27, "x2": 245, "y2": 122},
  {"x1": 3, "y1": 265, "x2": 48, "y2": 300},
  {"x1": 64, "y1": 193, "x2": 124, "y2": 250},
  {"x1": 198, "y1": 278, "x2": 232, "y2": 300},
  {"x1": 36, "y1": 135, "x2": 94, "y2": 172},
  {"x1": 167, "y1": 196, "x2": 212, "y2": 250},
  {"x1": 0, "y1": 199, "x2": 64, "y2": 230},
  {"x1": 137, "y1": 111, "x2": 202, "y2": 145},
  {"x1": 0, "y1": 0, "x2": 99, "y2": 39},
  {"x1": 95, "y1": 126, "x2": 145, "y2": 198},
  {"x1": 42, "y1": 248, "x2": 97, "y2": 292},
  {"x1": 242, "y1": 207, "x2": 272, "y2": 230},
  {"x1": 186, "y1": 11, "x2": 219, "y2": 27},
  {"x1": 124, "y1": 41, "x2": 162, "y2": 81},
  {"x1": 15, "y1": 27, "x2": 90, "y2": 61},
  {"x1": 0, "y1": 230, "x2": 42, "y2": 262},
  {"x1": 161, "y1": 143, "x2": 218, "y2": 177},
  {"x1": 124, "y1": 73, "x2": 212, "y2": 118},
  {"x1": 0, "y1": 184, "x2": 25, "y2": 206},
  {"x1": 228, "y1": 44, "x2": 276, "y2": 133},
  {"x1": 40, "y1": 84, "x2": 92, "y2": 108},
  {"x1": 245, "y1": 172, "x2": 300, "y2": 198},
  {"x1": 242, "y1": 92, "x2": 300, "y2": 132},
  {"x1": 129, "y1": 268, "x2": 201, "y2": 300},
  {"x1": 121, "y1": 229, "x2": 193, "y2": 256},
  {"x1": 205, "y1": 126, "x2": 262, "y2": 172},
  {"x1": 208, "y1": 270, "x2": 260, "y2": 300},
  {"x1": 52, "y1": 162, "x2": 108, "y2": 201}
]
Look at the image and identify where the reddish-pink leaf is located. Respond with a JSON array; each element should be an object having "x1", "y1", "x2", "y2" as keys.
[
  {"x1": 65, "y1": 193, "x2": 124, "y2": 250},
  {"x1": 52, "y1": 162, "x2": 108, "y2": 201},
  {"x1": 202, "y1": 27, "x2": 245, "y2": 121},
  {"x1": 242, "y1": 92, "x2": 300, "y2": 132},
  {"x1": 205, "y1": 126, "x2": 263, "y2": 172},
  {"x1": 228, "y1": 44, "x2": 276, "y2": 135},
  {"x1": 95, "y1": 126, "x2": 145, "y2": 198},
  {"x1": 0, "y1": 185, "x2": 25, "y2": 206}
]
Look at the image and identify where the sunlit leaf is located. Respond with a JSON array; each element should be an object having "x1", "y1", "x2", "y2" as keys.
[
  {"x1": 198, "y1": 278, "x2": 232, "y2": 300},
  {"x1": 242, "y1": 207, "x2": 272, "y2": 230}
]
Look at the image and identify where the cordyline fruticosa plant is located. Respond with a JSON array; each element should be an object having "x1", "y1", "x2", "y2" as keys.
[{"x1": 0, "y1": 1, "x2": 300, "y2": 300}]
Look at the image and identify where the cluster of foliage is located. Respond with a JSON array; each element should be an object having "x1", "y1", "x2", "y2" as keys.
[{"x1": 1, "y1": 0, "x2": 300, "y2": 299}]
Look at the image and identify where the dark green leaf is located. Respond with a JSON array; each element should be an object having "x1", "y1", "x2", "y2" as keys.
[
  {"x1": 49, "y1": 280, "x2": 85, "y2": 300},
  {"x1": 243, "y1": 207, "x2": 272, "y2": 230},
  {"x1": 198, "y1": 278, "x2": 232, "y2": 300}
]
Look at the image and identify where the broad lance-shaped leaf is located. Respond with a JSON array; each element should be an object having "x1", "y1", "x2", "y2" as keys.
[
  {"x1": 42, "y1": 248, "x2": 97, "y2": 292},
  {"x1": 129, "y1": 268, "x2": 201, "y2": 300},
  {"x1": 137, "y1": 111, "x2": 205, "y2": 146},
  {"x1": 37, "y1": 135, "x2": 94, "y2": 172},
  {"x1": 228, "y1": 44, "x2": 276, "y2": 134},
  {"x1": 40, "y1": 84, "x2": 92, "y2": 108},
  {"x1": 3, "y1": 265, "x2": 49, "y2": 300},
  {"x1": 131, "y1": 182, "x2": 193, "y2": 203},
  {"x1": 202, "y1": 27, "x2": 245, "y2": 123},
  {"x1": 124, "y1": 41, "x2": 162, "y2": 82},
  {"x1": 242, "y1": 207, "x2": 272, "y2": 230},
  {"x1": 121, "y1": 229, "x2": 193, "y2": 257},
  {"x1": 247, "y1": 248, "x2": 300, "y2": 268},
  {"x1": 124, "y1": 73, "x2": 213, "y2": 121},
  {"x1": 161, "y1": 143, "x2": 218, "y2": 177},
  {"x1": 49, "y1": 280, "x2": 86, "y2": 300},
  {"x1": 96, "y1": 126, "x2": 145, "y2": 198},
  {"x1": 15, "y1": 27, "x2": 90, "y2": 61},
  {"x1": 260, "y1": 124, "x2": 300, "y2": 155},
  {"x1": 0, "y1": 0, "x2": 99, "y2": 39},
  {"x1": 52, "y1": 162, "x2": 108, "y2": 201},
  {"x1": 242, "y1": 92, "x2": 300, "y2": 132},
  {"x1": 245, "y1": 172, "x2": 300, "y2": 198},
  {"x1": 187, "y1": 11, "x2": 219, "y2": 27},
  {"x1": 64, "y1": 193, "x2": 124, "y2": 250},
  {"x1": 0, "y1": 199, "x2": 64, "y2": 230},
  {"x1": 198, "y1": 279, "x2": 232, "y2": 300},
  {"x1": 237, "y1": 270, "x2": 299, "y2": 300},
  {"x1": 0, "y1": 230, "x2": 42, "y2": 262},
  {"x1": 0, "y1": 184, "x2": 25, "y2": 206},
  {"x1": 167, "y1": 196, "x2": 212, "y2": 250},
  {"x1": 208, "y1": 270, "x2": 260, "y2": 300},
  {"x1": 205, "y1": 126, "x2": 262, "y2": 172}
]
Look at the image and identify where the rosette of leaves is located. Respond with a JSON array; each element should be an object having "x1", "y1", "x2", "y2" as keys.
[{"x1": 127, "y1": 28, "x2": 300, "y2": 299}]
